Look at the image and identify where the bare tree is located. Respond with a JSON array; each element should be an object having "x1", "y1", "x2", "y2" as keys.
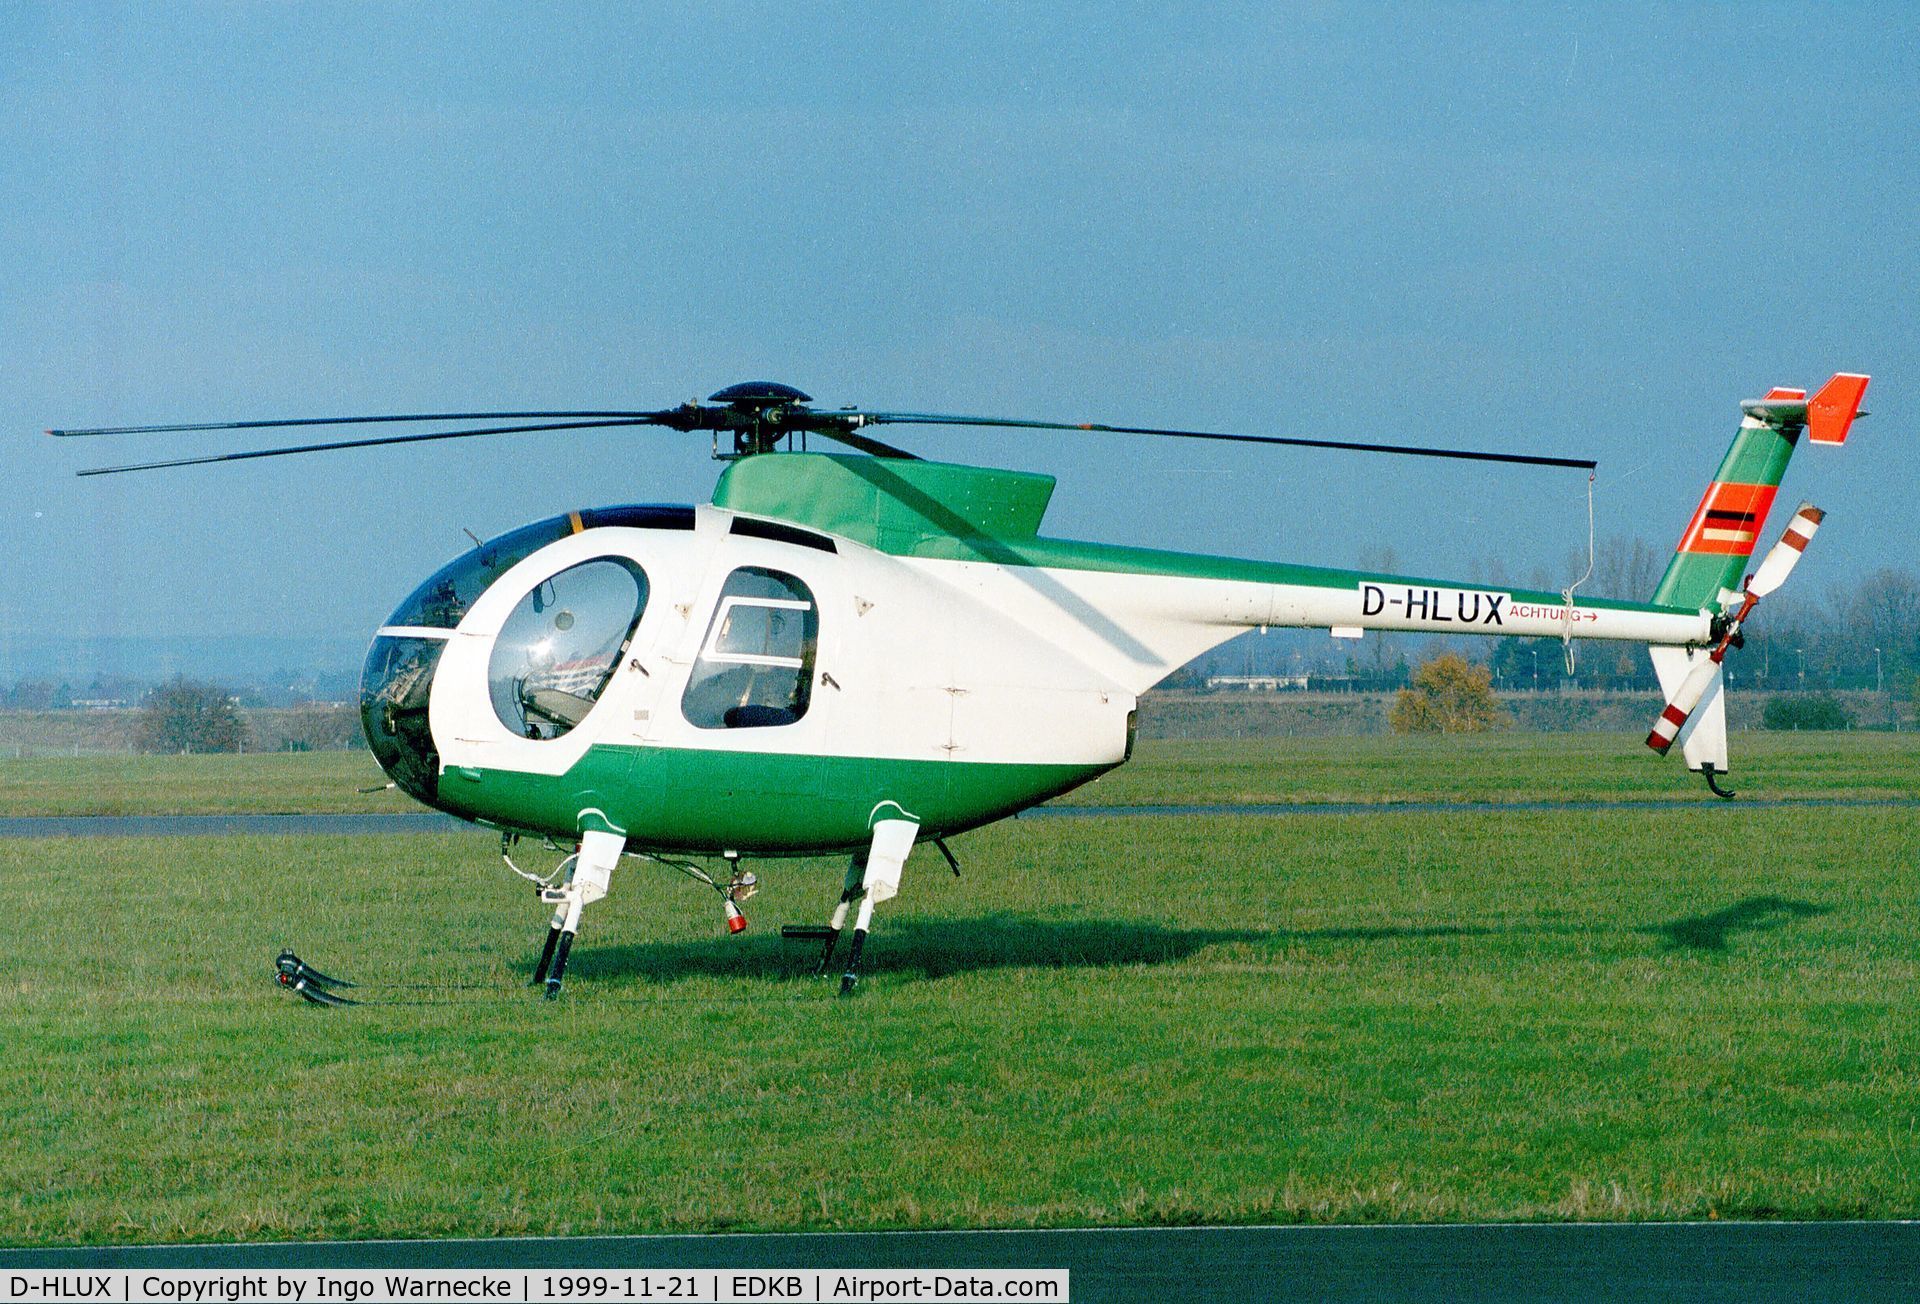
[{"x1": 136, "y1": 678, "x2": 248, "y2": 754}]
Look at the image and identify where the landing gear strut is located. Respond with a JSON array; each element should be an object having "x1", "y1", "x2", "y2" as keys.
[
  {"x1": 797, "y1": 816, "x2": 920, "y2": 996},
  {"x1": 528, "y1": 828, "x2": 626, "y2": 1000}
]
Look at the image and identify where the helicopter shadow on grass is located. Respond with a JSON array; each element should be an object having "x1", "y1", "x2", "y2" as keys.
[
  {"x1": 1647, "y1": 895, "x2": 1832, "y2": 953},
  {"x1": 564, "y1": 896, "x2": 1834, "y2": 986},
  {"x1": 571, "y1": 914, "x2": 1255, "y2": 985},
  {"x1": 565, "y1": 914, "x2": 1511, "y2": 986}
]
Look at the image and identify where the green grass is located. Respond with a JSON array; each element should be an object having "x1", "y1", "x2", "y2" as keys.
[
  {"x1": 2, "y1": 732, "x2": 1913, "y2": 817},
  {"x1": 0, "y1": 751, "x2": 418, "y2": 816},
  {"x1": 1066, "y1": 731, "x2": 1920, "y2": 806},
  {"x1": 3, "y1": 754, "x2": 1918, "y2": 1243}
]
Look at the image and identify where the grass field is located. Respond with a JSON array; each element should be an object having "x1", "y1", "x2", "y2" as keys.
[
  {"x1": 0, "y1": 751, "x2": 415, "y2": 817},
  {"x1": 1, "y1": 731, "x2": 1915, "y2": 816},
  {"x1": 2, "y1": 736, "x2": 1917, "y2": 1246}
]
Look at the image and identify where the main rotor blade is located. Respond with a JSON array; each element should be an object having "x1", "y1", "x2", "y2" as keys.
[
  {"x1": 808, "y1": 425, "x2": 921, "y2": 460},
  {"x1": 861, "y1": 412, "x2": 1597, "y2": 471},
  {"x1": 76, "y1": 417, "x2": 663, "y2": 476},
  {"x1": 50, "y1": 410, "x2": 664, "y2": 438}
]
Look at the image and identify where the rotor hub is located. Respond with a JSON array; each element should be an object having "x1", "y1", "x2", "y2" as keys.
[
  {"x1": 708, "y1": 381, "x2": 813, "y2": 411},
  {"x1": 704, "y1": 382, "x2": 816, "y2": 455}
]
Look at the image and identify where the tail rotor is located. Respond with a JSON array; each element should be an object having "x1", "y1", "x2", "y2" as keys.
[{"x1": 1646, "y1": 503, "x2": 1826, "y2": 767}]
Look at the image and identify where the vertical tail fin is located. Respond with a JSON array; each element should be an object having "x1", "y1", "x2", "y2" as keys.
[
  {"x1": 1647, "y1": 644, "x2": 1726, "y2": 773},
  {"x1": 1651, "y1": 373, "x2": 1867, "y2": 612},
  {"x1": 1806, "y1": 372, "x2": 1871, "y2": 445}
]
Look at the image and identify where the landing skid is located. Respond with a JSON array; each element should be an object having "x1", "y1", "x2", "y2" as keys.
[
  {"x1": 1700, "y1": 763, "x2": 1737, "y2": 800},
  {"x1": 524, "y1": 828, "x2": 625, "y2": 1000}
]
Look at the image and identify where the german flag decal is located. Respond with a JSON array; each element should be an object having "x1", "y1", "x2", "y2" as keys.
[{"x1": 1677, "y1": 482, "x2": 1779, "y2": 556}]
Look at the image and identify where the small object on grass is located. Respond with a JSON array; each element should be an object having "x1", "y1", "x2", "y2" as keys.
[{"x1": 274, "y1": 948, "x2": 357, "y2": 1006}]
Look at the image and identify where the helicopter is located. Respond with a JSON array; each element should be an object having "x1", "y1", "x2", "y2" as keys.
[{"x1": 53, "y1": 372, "x2": 1870, "y2": 1000}]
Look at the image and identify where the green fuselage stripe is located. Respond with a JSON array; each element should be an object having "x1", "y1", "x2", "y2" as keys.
[{"x1": 436, "y1": 744, "x2": 1111, "y2": 854}]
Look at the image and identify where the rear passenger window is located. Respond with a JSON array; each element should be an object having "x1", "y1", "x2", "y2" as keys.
[{"x1": 681, "y1": 567, "x2": 818, "y2": 729}]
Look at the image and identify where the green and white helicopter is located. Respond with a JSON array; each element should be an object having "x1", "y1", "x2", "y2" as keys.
[{"x1": 56, "y1": 373, "x2": 1869, "y2": 999}]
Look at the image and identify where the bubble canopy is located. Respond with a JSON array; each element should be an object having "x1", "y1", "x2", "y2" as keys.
[
  {"x1": 380, "y1": 504, "x2": 692, "y2": 631},
  {"x1": 359, "y1": 503, "x2": 692, "y2": 804}
]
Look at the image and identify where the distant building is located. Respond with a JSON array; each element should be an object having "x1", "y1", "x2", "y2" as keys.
[{"x1": 1198, "y1": 673, "x2": 1363, "y2": 693}]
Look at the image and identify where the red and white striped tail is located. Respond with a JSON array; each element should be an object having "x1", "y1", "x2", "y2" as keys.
[{"x1": 1645, "y1": 502, "x2": 1824, "y2": 758}]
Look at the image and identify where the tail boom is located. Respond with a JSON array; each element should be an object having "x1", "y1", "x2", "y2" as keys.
[{"x1": 1654, "y1": 373, "x2": 1867, "y2": 612}]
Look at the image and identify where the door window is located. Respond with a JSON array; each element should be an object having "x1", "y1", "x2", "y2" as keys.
[
  {"x1": 682, "y1": 567, "x2": 818, "y2": 729},
  {"x1": 488, "y1": 558, "x2": 649, "y2": 739}
]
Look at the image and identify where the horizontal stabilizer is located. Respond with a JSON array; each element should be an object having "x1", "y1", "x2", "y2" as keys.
[{"x1": 1739, "y1": 373, "x2": 1869, "y2": 444}]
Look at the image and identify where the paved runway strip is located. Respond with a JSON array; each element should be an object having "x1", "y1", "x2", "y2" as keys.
[{"x1": 5, "y1": 1223, "x2": 1920, "y2": 1301}]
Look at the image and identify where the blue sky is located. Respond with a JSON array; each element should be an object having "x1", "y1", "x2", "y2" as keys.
[{"x1": 4, "y1": 3, "x2": 1915, "y2": 668}]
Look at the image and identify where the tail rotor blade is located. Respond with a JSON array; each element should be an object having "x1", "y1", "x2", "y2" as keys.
[
  {"x1": 1746, "y1": 504, "x2": 1825, "y2": 598},
  {"x1": 1646, "y1": 656, "x2": 1721, "y2": 755},
  {"x1": 1649, "y1": 506, "x2": 1824, "y2": 758}
]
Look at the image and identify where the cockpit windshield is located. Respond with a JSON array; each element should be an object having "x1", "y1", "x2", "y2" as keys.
[
  {"x1": 387, "y1": 518, "x2": 574, "y2": 630},
  {"x1": 382, "y1": 505, "x2": 693, "y2": 631}
]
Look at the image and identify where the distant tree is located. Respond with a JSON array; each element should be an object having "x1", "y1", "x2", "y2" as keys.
[
  {"x1": 1761, "y1": 694, "x2": 1853, "y2": 732},
  {"x1": 274, "y1": 704, "x2": 361, "y2": 752},
  {"x1": 1844, "y1": 568, "x2": 1920, "y2": 688},
  {"x1": 1391, "y1": 654, "x2": 1510, "y2": 734},
  {"x1": 6, "y1": 679, "x2": 59, "y2": 710},
  {"x1": 1584, "y1": 534, "x2": 1665, "y2": 602},
  {"x1": 1490, "y1": 636, "x2": 1556, "y2": 691},
  {"x1": 136, "y1": 678, "x2": 248, "y2": 754}
]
